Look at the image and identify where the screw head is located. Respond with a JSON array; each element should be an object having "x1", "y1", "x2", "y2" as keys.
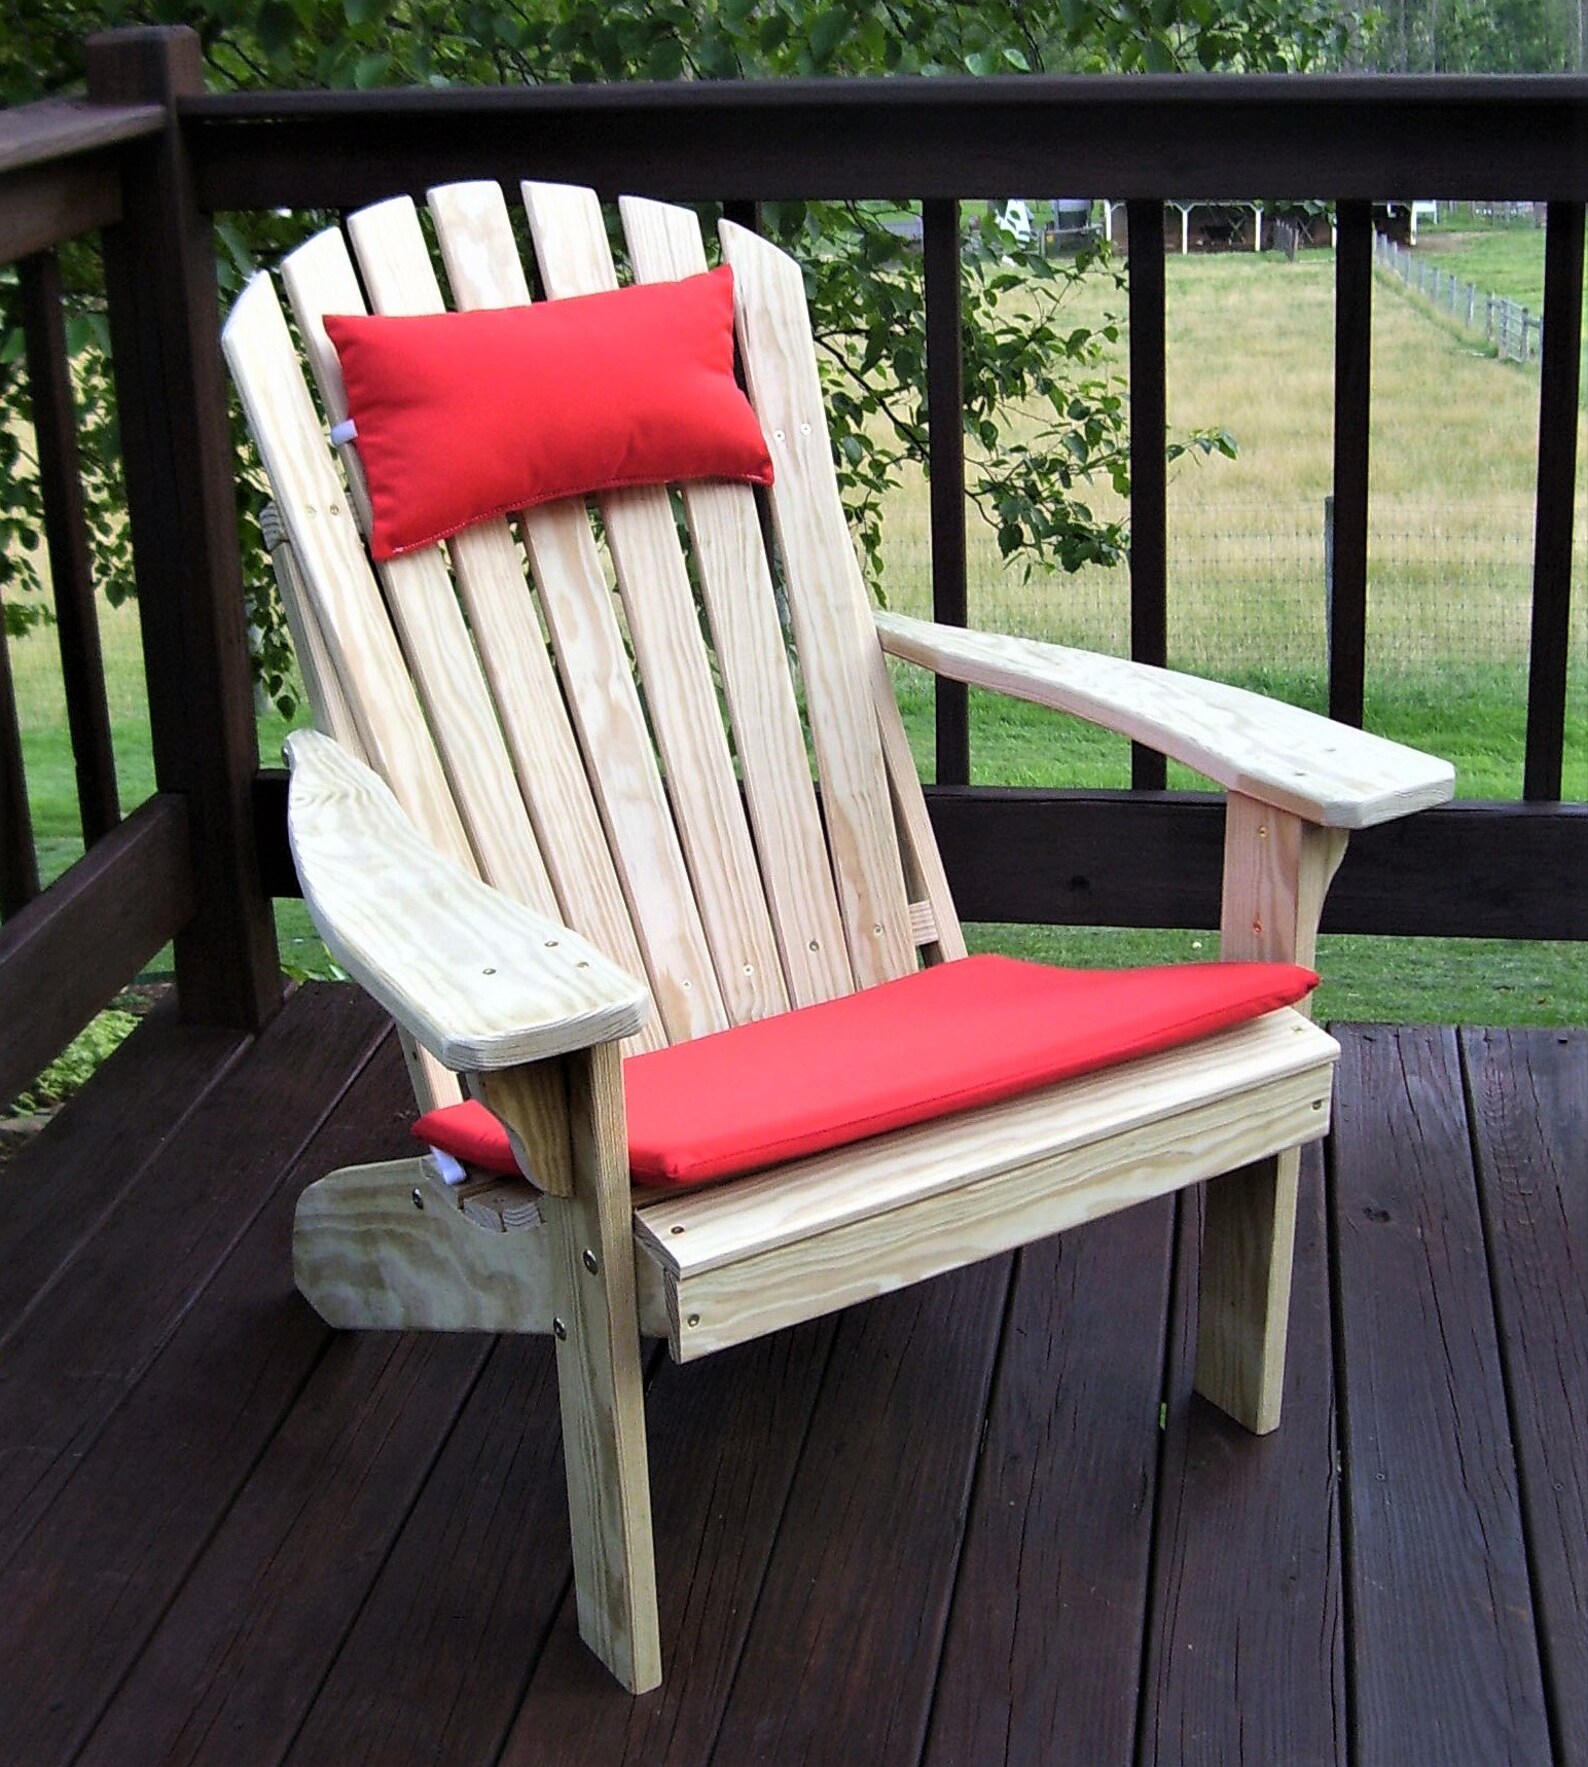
[
  {"x1": 582, "y1": 1248, "x2": 599, "y2": 1274},
  {"x1": 553, "y1": 1317, "x2": 568, "y2": 1341},
  {"x1": 411, "y1": 1187, "x2": 424, "y2": 1211}
]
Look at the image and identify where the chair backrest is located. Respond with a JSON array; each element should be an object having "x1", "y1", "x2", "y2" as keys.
[{"x1": 224, "y1": 182, "x2": 963, "y2": 1106}]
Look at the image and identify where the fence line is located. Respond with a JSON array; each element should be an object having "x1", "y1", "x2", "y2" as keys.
[{"x1": 1373, "y1": 230, "x2": 1542, "y2": 363}]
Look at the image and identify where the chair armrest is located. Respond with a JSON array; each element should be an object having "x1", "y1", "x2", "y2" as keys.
[
  {"x1": 875, "y1": 611, "x2": 1455, "y2": 830},
  {"x1": 285, "y1": 729, "x2": 650, "y2": 1070}
]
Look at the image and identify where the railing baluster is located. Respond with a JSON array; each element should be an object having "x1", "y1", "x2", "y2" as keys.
[
  {"x1": 923, "y1": 196, "x2": 969, "y2": 787},
  {"x1": 1330, "y1": 201, "x2": 1372, "y2": 729},
  {"x1": 18, "y1": 251, "x2": 122, "y2": 847},
  {"x1": 0, "y1": 616, "x2": 40, "y2": 918},
  {"x1": 1525, "y1": 200, "x2": 1583, "y2": 803},
  {"x1": 1126, "y1": 200, "x2": 1168, "y2": 790}
]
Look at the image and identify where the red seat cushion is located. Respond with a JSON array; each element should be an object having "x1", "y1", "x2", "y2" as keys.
[
  {"x1": 413, "y1": 955, "x2": 1318, "y2": 1191},
  {"x1": 323, "y1": 266, "x2": 773, "y2": 560}
]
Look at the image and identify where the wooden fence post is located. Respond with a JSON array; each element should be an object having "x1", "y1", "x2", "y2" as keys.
[{"x1": 85, "y1": 25, "x2": 280, "y2": 1030}]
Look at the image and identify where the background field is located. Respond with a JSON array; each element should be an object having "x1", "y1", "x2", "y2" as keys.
[{"x1": 5, "y1": 231, "x2": 1586, "y2": 1034}]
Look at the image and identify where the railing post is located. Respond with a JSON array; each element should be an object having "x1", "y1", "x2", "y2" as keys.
[{"x1": 85, "y1": 25, "x2": 281, "y2": 1029}]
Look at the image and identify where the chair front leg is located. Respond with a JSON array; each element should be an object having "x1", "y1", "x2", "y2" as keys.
[
  {"x1": 1197, "y1": 794, "x2": 1346, "y2": 1434},
  {"x1": 531, "y1": 1041, "x2": 662, "y2": 1692}
]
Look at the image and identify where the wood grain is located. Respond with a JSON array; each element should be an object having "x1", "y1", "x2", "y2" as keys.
[
  {"x1": 876, "y1": 608, "x2": 1455, "y2": 829},
  {"x1": 1141, "y1": 1152, "x2": 1346, "y2": 1765},
  {"x1": 1196, "y1": 795, "x2": 1347, "y2": 1433},
  {"x1": 0, "y1": 985, "x2": 398, "y2": 1765},
  {"x1": 621, "y1": 192, "x2": 856, "y2": 1009},
  {"x1": 419, "y1": 180, "x2": 662, "y2": 1047},
  {"x1": 543, "y1": 1041, "x2": 661, "y2": 1692},
  {"x1": 1463, "y1": 1024, "x2": 1588, "y2": 1766},
  {"x1": 709, "y1": 1257, "x2": 1009, "y2": 1762},
  {"x1": 522, "y1": 180, "x2": 788, "y2": 1028},
  {"x1": 286, "y1": 729, "x2": 650, "y2": 1070},
  {"x1": 925, "y1": 1204, "x2": 1175, "y2": 1765},
  {"x1": 1332, "y1": 1024, "x2": 1551, "y2": 1766},
  {"x1": 721, "y1": 218, "x2": 917, "y2": 986},
  {"x1": 223, "y1": 265, "x2": 474, "y2": 872},
  {"x1": 639, "y1": 1008, "x2": 1336, "y2": 1280}
]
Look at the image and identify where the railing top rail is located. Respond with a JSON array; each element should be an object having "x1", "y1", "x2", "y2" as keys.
[
  {"x1": 179, "y1": 74, "x2": 1588, "y2": 208},
  {"x1": 0, "y1": 95, "x2": 163, "y2": 180},
  {"x1": 181, "y1": 69, "x2": 1588, "y2": 116}
]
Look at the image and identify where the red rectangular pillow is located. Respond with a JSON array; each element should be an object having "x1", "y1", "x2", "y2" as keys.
[
  {"x1": 414, "y1": 955, "x2": 1318, "y2": 1190},
  {"x1": 323, "y1": 266, "x2": 773, "y2": 560}
]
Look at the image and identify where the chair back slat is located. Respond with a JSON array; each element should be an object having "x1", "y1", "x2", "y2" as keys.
[
  {"x1": 519, "y1": 181, "x2": 789, "y2": 1026},
  {"x1": 718, "y1": 220, "x2": 918, "y2": 988},
  {"x1": 619, "y1": 195, "x2": 855, "y2": 1008},
  {"x1": 418, "y1": 186, "x2": 660, "y2": 1046},
  {"x1": 230, "y1": 183, "x2": 973, "y2": 1093},
  {"x1": 223, "y1": 268, "x2": 473, "y2": 876},
  {"x1": 417, "y1": 183, "x2": 725, "y2": 1044},
  {"x1": 325, "y1": 199, "x2": 561, "y2": 921},
  {"x1": 868, "y1": 644, "x2": 967, "y2": 965}
]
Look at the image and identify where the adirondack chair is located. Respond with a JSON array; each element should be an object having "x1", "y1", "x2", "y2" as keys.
[{"x1": 222, "y1": 181, "x2": 1454, "y2": 1694}]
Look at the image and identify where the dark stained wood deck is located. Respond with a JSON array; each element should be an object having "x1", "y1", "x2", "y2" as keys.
[{"x1": 0, "y1": 982, "x2": 1581, "y2": 1765}]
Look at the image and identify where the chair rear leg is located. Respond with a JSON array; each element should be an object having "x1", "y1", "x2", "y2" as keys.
[
  {"x1": 542, "y1": 1044, "x2": 662, "y2": 1693},
  {"x1": 1194, "y1": 1146, "x2": 1300, "y2": 1434}
]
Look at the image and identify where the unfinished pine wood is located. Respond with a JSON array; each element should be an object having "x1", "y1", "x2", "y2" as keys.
[
  {"x1": 520, "y1": 181, "x2": 788, "y2": 1027},
  {"x1": 543, "y1": 1041, "x2": 662, "y2": 1693},
  {"x1": 641, "y1": 1021, "x2": 1335, "y2": 1361},
  {"x1": 620, "y1": 192, "x2": 856, "y2": 1008},
  {"x1": 876, "y1": 609, "x2": 1456, "y2": 829},
  {"x1": 870, "y1": 640, "x2": 967, "y2": 963},
  {"x1": 422, "y1": 182, "x2": 660, "y2": 1047},
  {"x1": 641, "y1": 1007, "x2": 1336, "y2": 1279},
  {"x1": 720, "y1": 219, "x2": 917, "y2": 987},
  {"x1": 262, "y1": 515, "x2": 462, "y2": 1114},
  {"x1": 316, "y1": 197, "x2": 558, "y2": 920},
  {"x1": 293, "y1": 1157, "x2": 555, "y2": 1330},
  {"x1": 475, "y1": 1059, "x2": 574, "y2": 1196},
  {"x1": 286, "y1": 730, "x2": 649, "y2": 1070},
  {"x1": 292, "y1": 1156, "x2": 672, "y2": 1336},
  {"x1": 222, "y1": 271, "x2": 472, "y2": 872},
  {"x1": 1197, "y1": 796, "x2": 1347, "y2": 1433}
]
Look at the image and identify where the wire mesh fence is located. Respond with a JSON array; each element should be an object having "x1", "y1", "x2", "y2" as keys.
[{"x1": 879, "y1": 495, "x2": 1583, "y2": 687}]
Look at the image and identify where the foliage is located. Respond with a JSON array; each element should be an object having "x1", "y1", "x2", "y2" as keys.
[
  {"x1": 6, "y1": 1006, "x2": 139, "y2": 1113},
  {"x1": 0, "y1": 0, "x2": 1351, "y2": 697}
]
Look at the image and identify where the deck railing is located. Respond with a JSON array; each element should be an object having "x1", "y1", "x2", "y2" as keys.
[{"x1": 1, "y1": 26, "x2": 1585, "y2": 1100}]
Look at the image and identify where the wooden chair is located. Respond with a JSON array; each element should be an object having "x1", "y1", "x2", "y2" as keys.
[{"x1": 222, "y1": 181, "x2": 1453, "y2": 1694}]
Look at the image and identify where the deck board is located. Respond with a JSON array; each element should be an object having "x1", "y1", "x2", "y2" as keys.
[
  {"x1": 924, "y1": 1202, "x2": 1174, "y2": 1767},
  {"x1": 0, "y1": 998, "x2": 1580, "y2": 1765},
  {"x1": 1464, "y1": 1026, "x2": 1588, "y2": 1767},
  {"x1": 1331, "y1": 1025, "x2": 1551, "y2": 1767},
  {"x1": 1141, "y1": 1153, "x2": 1345, "y2": 1767}
]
